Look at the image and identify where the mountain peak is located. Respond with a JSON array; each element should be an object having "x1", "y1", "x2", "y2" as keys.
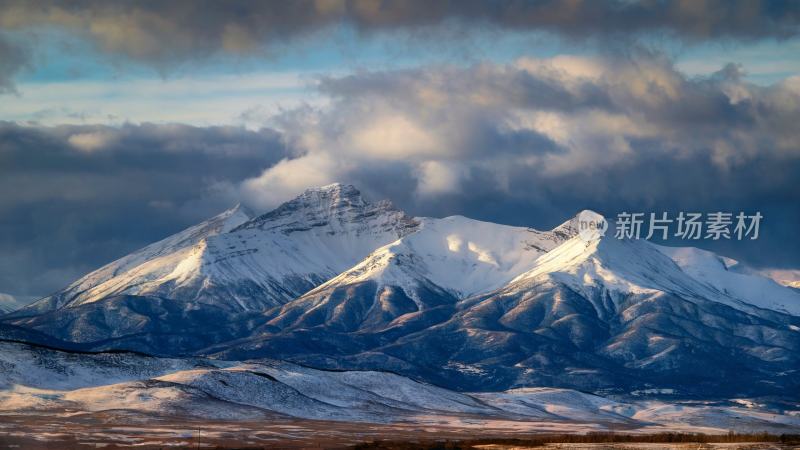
[
  {"x1": 233, "y1": 184, "x2": 418, "y2": 238},
  {"x1": 550, "y1": 209, "x2": 606, "y2": 241},
  {"x1": 227, "y1": 202, "x2": 255, "y2": 218},
  {"x1": 313, "y1": 182, "x2": 358, "y2": 193},
  {"x1": 295, "y1": 182, "x2": 366, "y2": 207},
  {"x1": 216, "y1": 203, "x2": 255, "y2": 230}
]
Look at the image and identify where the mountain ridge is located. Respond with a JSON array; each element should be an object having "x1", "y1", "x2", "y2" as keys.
[
  {"x1": 3, "y1": 184, "x2": 799, "y2": 399},
  {"x1": 4, "y1": 339, "x2": 797, "y2": 433},
  {"x1": 11, "y1": 183, "x2": 420, "y2": 318}
]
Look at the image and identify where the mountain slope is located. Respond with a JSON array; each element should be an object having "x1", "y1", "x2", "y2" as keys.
[
  {"x1": 509, "y1": 235, "x2": 800, "y2": 317},
  {"x1": 258, "y1": 214, "x2": 573, "y2": 336},
  {"x1": 5, "y1": 184, "x2": 425, "y2": 352},
  {"x1": 657, "y1": 245, "x2": 800, "y2": 316},
  {"x1": 14, "y1": 184, "x2": 419, "y2": 318},
  {"x1": 2, "y1": 340, "x2": 798, "y2": 433},
  {"x1": 216, "y1": 233, "x2": 800, "y2": 397},
  {"x1": 13, "y1": 203, "x2": 253, "y2": 315},
  {"x1": 315, "y1": 215, "x2": 568, "y2": 300},
  {"x1": 5, "y1": 190, "x2": 800, "y2": 399},
  {"x1": 393, "y1": 235, "x2": 800, "y2": 394}
]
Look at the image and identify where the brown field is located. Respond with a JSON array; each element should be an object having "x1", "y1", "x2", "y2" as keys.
[{"x1": 1, "y1": 411, "x2": 798, "y2": 450}]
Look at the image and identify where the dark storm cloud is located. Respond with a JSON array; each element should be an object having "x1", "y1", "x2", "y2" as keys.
[
  {"x1": 0, "y1": 33, "x2": 29, "y2": 93},
  {"x1": 3, "y1": 0, "x2": 799, "y2": 55},
  {"x1": 0, "y1": 0, "x2": 799, "y2": 90},
  {"x1": 242, "y1": 52, "x2": 800, "y2": 269},
  {"x1": 0, "y1": 122, "x2": 288, "y2": 297}
]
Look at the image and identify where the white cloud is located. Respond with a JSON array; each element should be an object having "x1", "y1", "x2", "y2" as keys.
[
  {"x1": 516, "y1": 55, "x2": 605, "y2": 81},
  {"x1": 416, "y1": 160, "x2": 462, "y2": 196},
  {"x1": 234, "y1": 53, "x2": 800, "y2": 208},
  {"x1": 351, "y1": 115, "x2": 441, "y2": 160},
  {"x1": 68, "y1": 130, "x2": 116, "y2": 152},
  {"x1": 240, "y1": 152, "x2": 340, "y2": 210}
]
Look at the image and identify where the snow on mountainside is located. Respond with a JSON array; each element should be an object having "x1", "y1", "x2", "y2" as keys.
[
  {"x1": 509, "y1": 234, "x2": 800, "y2": 317},
  {"x1": 15, "y1": 183, "x2": 419, "y2": 316},
  {"x1": 18, "y1": 184, "x2": 798, "y2": 322},
  {"x1": 194, "y1": 182, "x2": 420, "y2": 308},
  {"x1": 754, "y1": 268, "x2": 800, "y2": 290},
  {"x1": 0, "y1": 340, "x2": 507, "y2": 423},
  {"x1": 0, "y1": 341, "x2": 212, "y2": 391},
  {"x1": 260, "y1": 214, "x2": 575, "y2": 334},
  {"x1": 4, "y1": 189, "x2": 800, "y2": 398},
  {"x1": 657, "y1": 246, "x2": 800, "y2": 316},
  {"x1": 291, "y1": 207, "x2": 800, "y2": 323},
  {"x1": 225, "y1": 228, "x2": 800, "y2": 396},
  {"x1": 16, "y1": 203, "x2": 253, "y2": 314},
  {"x1": 2, "y1": 340, "x2": 798, "y2": 433},
  {"x1": 413, "y1": 233, "x2": 800, "y2": 393},
  {"x1": 312, "y1": 215, "x2": 569, "y2": 302}
]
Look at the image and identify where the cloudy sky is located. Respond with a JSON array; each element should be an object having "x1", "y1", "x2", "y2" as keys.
[{"x1": 1, "y1": 0, "x2": 799, "y2": 299}]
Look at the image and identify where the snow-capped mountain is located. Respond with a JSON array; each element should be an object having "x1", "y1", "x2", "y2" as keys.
[
  {"x1": 16, "y1": 184, "x2": 418, "y2": 316},
  {"x1": 4, "y1": 184, "x2": 800, "y2": 399},
  {"x1": 315, "y1": 215, "x2": 569, "y2": 300},
  {"x1": 215, "y1": 231, "x2": 800, "y2": 397},
  {"x1": 656, "y1": 245, "x2": 800, "y2": 316},
  {"x1": 14, "y1": 203, "x2": 254, "y2": 315},
  {"x1": 433, "y1": 234, "x2": 800, "y2": 393},
  {"x1": 262, "y1": 215, "x2": 573, "y2": 333},
  {"x1": 506, "y1": 234, "x2": 800, "y2": 317},
  {"x1": 7, "y1": 184, "x2": 421, "y2": 349}
]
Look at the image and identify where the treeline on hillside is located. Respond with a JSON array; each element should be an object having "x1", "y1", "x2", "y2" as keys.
[{"x1": 352, "y1": 432, "x2": 800, "y2": 449}]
